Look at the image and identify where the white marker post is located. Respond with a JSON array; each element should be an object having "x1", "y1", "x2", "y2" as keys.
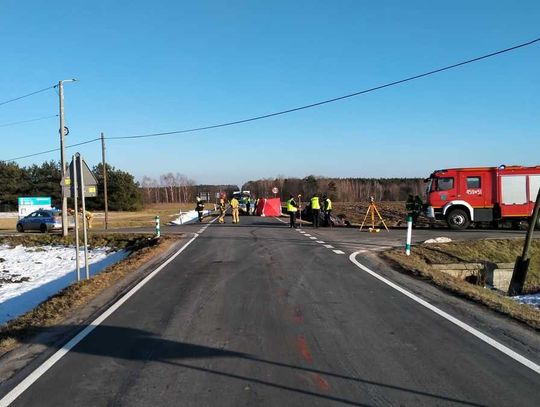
[
  {"x1": 406, "y1": 215, "x2": 413, "y2": 256},
  {"x1": 155, "y1": 215, "x2": 161, "y2": 238}
]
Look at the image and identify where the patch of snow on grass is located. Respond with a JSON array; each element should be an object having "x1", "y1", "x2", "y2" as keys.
[
  {"x1": 513, "y1": 293, "x2": 540, "y2": 309},
  {"x1": 424, "y1": 237, "x2": 452, "y2": 244},
  {"x1": 0, "y1": 244, "x2": 128, "y2": 325}
]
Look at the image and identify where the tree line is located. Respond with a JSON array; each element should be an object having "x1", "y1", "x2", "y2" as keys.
[
  {"x1": 242, "y1": 176, "x2": 425, "y2": 202},
  {"x1": 0, "y1": 161, "x2": 142, "y2": 211},
  {"x1": 140, "y1": 174, "x2": 238, "y2": 205}
]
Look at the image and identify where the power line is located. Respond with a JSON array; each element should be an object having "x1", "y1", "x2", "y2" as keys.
[
  {"x1": 0, "y1": 114, "x2": 58, "y2": 128},
  {"x1": 2, "y1": 138, "x2": 100, "y2": 162},
  {"x1": 2, "y1": 36, "x2": 539, "y2": 161},
  {"x1": 108, "y1": 36, "x2": 540, "y2": 141},
  {"x1": 0, "y1": 84, "x2": 57, "y2": 107}
]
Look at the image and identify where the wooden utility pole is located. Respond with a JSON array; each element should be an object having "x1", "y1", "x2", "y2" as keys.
[
  {"x1": 508, "y1": 188, "x2": 540, "y2": 295},
  {"x1": 101, "y1": 132, "x2": 109, "y2": 230}
]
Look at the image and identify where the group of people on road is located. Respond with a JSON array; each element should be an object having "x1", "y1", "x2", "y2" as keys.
[{"x1": 286, "y1": 193, "x2": 332, "y2": 229}]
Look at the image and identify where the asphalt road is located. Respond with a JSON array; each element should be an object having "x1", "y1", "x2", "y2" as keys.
[{"x1": 1, "y1": 215, "x2": 539, "y2": 406}]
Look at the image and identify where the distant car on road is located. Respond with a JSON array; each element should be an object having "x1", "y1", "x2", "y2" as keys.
[{"x1": 16, "y1": 209, "x2": 67, "y2": 233}]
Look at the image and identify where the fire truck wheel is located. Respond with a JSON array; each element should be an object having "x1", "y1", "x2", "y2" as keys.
[{"x1": 447, "y1": 209, "x2": 470, "y2": 230}]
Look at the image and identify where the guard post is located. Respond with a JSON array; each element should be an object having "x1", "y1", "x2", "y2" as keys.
[
  {"x1": 155, "y1": 215, "x2": 161, "y2": 238},
  {"x1": 406, "y1": 215, "x2": 413, "y2": 256}
]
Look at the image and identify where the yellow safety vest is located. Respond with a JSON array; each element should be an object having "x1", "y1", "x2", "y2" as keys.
[
  {"x1": 286, "y1": 199, "x2": 297, "y2": 212},
  {"x1": 311, "y1": 197, "x2": 320, "y2": 210},
  {"x1": 326, "y1": 198, "x2": 332, "y2": 210},
  {"x1": 230, "y1": 198, "x2": 239, "y2": 209}
]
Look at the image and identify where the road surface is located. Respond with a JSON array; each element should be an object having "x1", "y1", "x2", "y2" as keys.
[{"x1": 1, "y1": 216, "x2": 539, "y2": 406}]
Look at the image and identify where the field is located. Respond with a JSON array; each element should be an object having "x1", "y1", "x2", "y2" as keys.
[{"x1": 0, "y1": 203, "x2": 206, "y2": 231}]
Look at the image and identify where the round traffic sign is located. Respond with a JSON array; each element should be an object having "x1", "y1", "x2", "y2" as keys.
[{"x1": 271, "y1": 187, "x2": 278, "y2": 194}]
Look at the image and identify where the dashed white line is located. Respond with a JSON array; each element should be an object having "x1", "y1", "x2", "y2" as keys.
[
  {"x1": 349, "y1": 251, "x2": 540, "y2": 375},
  {"x1": 324, "y1": 244, "x2": 334, "y2": 249},
  {"x1": 333, "y1": 250, "x2": 345, "y2": 254},
  {"x1": 304, "y1": 234, "x2": 312, "y2": 237},
  {"x1": 316, "y1": 241, "x2": 325, "y2": 244},
  {"x1": 309, "y1": 237, "x2": 317, "y2": 240}
]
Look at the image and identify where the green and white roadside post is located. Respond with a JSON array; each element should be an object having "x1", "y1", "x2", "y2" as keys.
[
  {"x1": 405, "y1": 215, "x2": 413, "y2": 256},
  {"x1": 155, "y1": 215, "x2": 161, "y2": 238}
]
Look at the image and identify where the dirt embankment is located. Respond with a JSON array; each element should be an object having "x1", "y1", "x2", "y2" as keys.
[{"x1": 383, "y1": 239, "x2": 540, "y2": 329}]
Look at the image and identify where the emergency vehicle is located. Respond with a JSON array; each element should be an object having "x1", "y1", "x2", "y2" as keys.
[{"x1": 424, "y1": 165, "x2": 540, "y2": 230}]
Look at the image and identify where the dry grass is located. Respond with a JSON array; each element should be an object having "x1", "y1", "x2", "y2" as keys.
[
  {"x1": 0, "y1": 203, "x2": 213, "y2": 231},
  {"x1": 0, "y1": 235, "x2": 180, "y2": 355},
  {"x1": 383, "y1": 239, "x2": 540, "y2": 330}
]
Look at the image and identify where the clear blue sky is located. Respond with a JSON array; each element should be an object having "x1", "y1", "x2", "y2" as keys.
[{"x1": 1, "y1": 0, "x2": 539, "y2": 187}]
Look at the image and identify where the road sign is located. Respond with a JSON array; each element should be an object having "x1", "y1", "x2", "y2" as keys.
[
  {"x1": 272, "y1": 187, "x2": 279, "y2": 194},
  {"x1": 62, "y1": 158, "x2": 98, "y2": 198},
  {"x1": 18, "y1": 197, "x2": 52, "y2": 218}
]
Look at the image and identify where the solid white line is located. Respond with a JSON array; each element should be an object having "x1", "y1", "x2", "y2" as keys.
[
  {"x1": 309, "y1": 237, "x2": 317, "y2": 240},
  {"x1": 323, "y1": 244, "x2": 334, "y2": 249},
  {"x1": 0, "y1": 234, "x2": 201, "y2": 407},
  {"x1": 348, "y1": 251, "x2": 540, "y2": 375},
  {"x1": 316, "y1": 241, "x2": 325, "y2": 244},
  {"x1": 333, "y1": 250, "x2": 345, "y2": 254}
]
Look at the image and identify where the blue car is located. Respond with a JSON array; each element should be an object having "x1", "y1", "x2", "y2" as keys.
[{"x1": 16, "y1": 209, "x2": 64, "y2": 233}]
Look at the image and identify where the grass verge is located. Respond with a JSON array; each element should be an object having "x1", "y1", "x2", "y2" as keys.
[
  {"x1": 0, "y1": 235, "x2": 180, "y2": 356},
  {"x1": 382, "y1": 239, "x2": 540, "y2": 330}
]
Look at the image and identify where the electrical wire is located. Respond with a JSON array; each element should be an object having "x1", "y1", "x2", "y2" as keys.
[
  {"x1": 0, "y1": 85, "x2": 56, "y2": 107},
  {"x1": 3, "y1": 138, "x2": 100, "y2": 161},
  {"x1": 2, "y1": 36, "x2": 539, "y2": 161},
  {"x1": 0, "y1": 114, "x2": 58, "y2": 128},
  {"x1": 109, "y1": 36, "x2": 540, "y2": 140}
]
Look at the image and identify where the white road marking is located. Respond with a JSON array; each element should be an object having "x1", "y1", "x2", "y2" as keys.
[
  {"x1": 316, "y1": 241, "x2": 325, "y2": 244},
  {"x1": 349, "y1": 251, "x2": 540, "y2": 375},
  {"x1": 333, "y1": 250, "x2": 345, "y2": 254},
  {"x1": 323, "y1": 245, "x2": 334, "y2": 249},
  {"x1": 304, "y1": 234, "x2": 312, "y2": 237},
  {"x1": 0, "y1": 235, "x2": 201, "y2": 407},
  {"x1": 309, "y1": 237, "x2": 317, "y2": 240}
]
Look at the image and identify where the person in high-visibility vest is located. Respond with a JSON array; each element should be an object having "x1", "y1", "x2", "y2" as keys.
[
  {"x1": 310, "y1": 193, "x2": 320, "y2": 228},
  {"x1": 322, "y1": 194, "x2": 332, "y2": 227},
  {"x1": 230, "y1": 196, "x2": 240, "y2": 224},
  {"x1": 218, "y1": 197, "x2": 226, "y2": 224},
  {"x1": 286, "y1": 194, "x2": 298, "y2": 228}
]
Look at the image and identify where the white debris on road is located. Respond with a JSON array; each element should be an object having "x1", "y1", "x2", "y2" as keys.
[
  {"x1": 424, "y1": 237, "x2": 453, "y2": 244},
  {"x1": 0, "y1": 244, "x2": 128, "y2": 325}
]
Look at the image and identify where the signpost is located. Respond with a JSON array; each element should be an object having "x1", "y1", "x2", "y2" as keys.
[{"x1": 63, "y1": 154, "x2": 98, "y2": 282}]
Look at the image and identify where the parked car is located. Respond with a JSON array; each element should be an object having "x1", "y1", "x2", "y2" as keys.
[{"x1": 16, "y1": 209, "x2": 68, "y2": 233}]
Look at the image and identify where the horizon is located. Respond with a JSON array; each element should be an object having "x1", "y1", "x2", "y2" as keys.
[{"x1": 1, "y1": 1, "x2": 539, "y2": 188}]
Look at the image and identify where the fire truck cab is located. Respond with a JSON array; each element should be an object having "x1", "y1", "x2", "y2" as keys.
[{"x1": 425, "y1": 165, "x2": 540, "y2": 230}]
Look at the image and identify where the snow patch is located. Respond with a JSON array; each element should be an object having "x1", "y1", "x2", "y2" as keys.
[
  {"x1": 513, "y1": 293, "x2": 540, "y2": 309},
  {"x1": 0, "y1": 244, "x2": 128, "y2": 325},
  {"x1": 169, "y1": 210, "x2": 210, "y2": 225},
  {"x1": 424, "y1": 237, "x2": 453, "y2": 244}
]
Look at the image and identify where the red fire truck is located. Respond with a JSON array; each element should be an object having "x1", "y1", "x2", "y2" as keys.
[{"x1": 424, "y1": 165, "x2": 540, "y2": 230}]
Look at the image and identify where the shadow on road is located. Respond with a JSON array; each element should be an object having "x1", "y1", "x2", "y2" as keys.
[{"x1": 14, "y1": 324, "x2": 488, "y2": 407}]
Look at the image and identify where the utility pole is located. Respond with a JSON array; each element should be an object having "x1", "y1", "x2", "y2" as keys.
[
  {"x1": 58, "y1": 79, "x2": 77, "y2": 237},
  {"x1": 101, "y1": 132, "x2": 109, "y2": 230},
  {"x1": 508, "y1": 188, "x2": 540, "y2": 295}
]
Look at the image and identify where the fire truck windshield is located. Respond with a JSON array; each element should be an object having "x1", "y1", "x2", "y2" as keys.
[{"x1": 425, "y1": 178, "x2": 433, "y2": 194}]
